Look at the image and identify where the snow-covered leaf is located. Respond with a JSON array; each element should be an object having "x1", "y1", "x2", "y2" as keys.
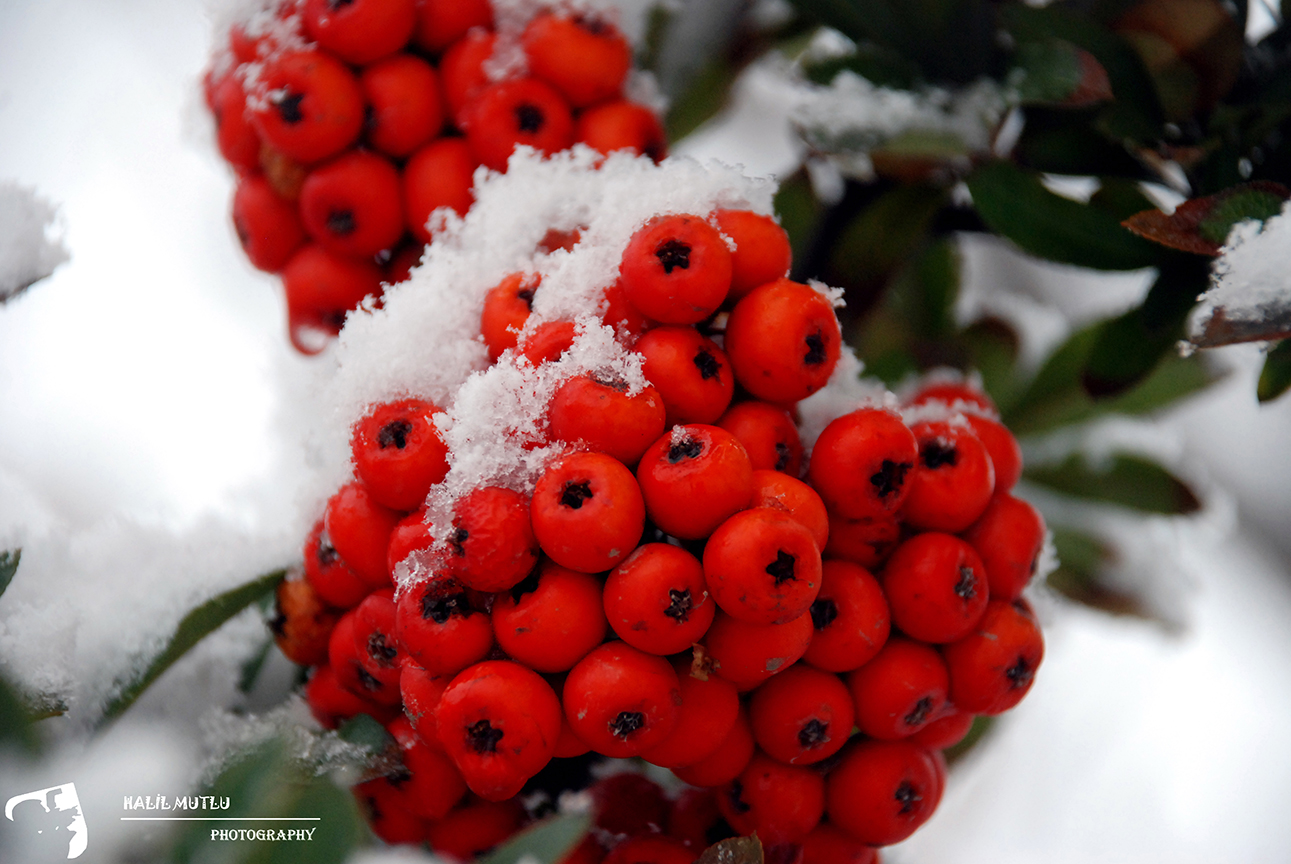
[
  {"x1": 1025, "y1": 453, "x2": 1201, "y2": 515},
  {"x1": 1189, "y1": 199, "x2": 1291, "y2": 348},
  {"x1": 1044, "y1": 526, "x2": 1154, "y2": 619},
  {"x1": 100, "y1": 568, "x2": 286, "y2": 726},
  {"x1": 0, "y1": 548, "x2": 19, "y2": 599},
  {"x1": 477, "y1": 812, "x2": 592, "y2": 864},
  {"x1": 1258, "y1": 339, "x2": 1291, "y2": 403},
  {"x1": 1122, "y1": 181, "x2": 1290, "y2": 257},
  {"x1": 968, "y1": 161, "x2": 1160, "y2": 271}
]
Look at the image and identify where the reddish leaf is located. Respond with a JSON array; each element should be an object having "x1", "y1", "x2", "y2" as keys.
[{"x1": 1122, "y1": 181, "x2": 1290, "y2": 256}]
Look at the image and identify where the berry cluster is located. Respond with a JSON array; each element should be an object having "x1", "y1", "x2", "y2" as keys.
[
  {"x1": 268, "y1": 159, "x2": 1048, "y2": 860},
  {"x1": 204, "y1": 0, "x2": 662, "y2": 353}
]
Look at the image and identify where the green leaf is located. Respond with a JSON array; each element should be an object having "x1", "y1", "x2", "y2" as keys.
[
  {"x1": 802, "y1": 45, "x2": 920, "y2": 89},
  {"x1": 1013, "y1": 107, "x2": 1148, "y2": 177},
  {"x1": 1258, "y1": 339, "x2": 1291, "y2": 402},
  {"x1": 774, "y1": 170, "x2": 826, "y2": 279},
  {"x1": 170, "y1": 736, "x2": 364, "y2": 864},
  {"x1": 0, "y1": 671, "x2": 41, "y2": 757},
  {"x1": 1089, "y1": 178, "x2": 1156, "y2": 222},
  {"x1": 99, "y1": 568, "x2": 286, "y2": 726},
  {"x1": 1197, "y1": 188, "x2": 1289, "y2": 244},
  {"x1": 827, "y1": 183, "x2": 947, "y2": 295},
  {"x1": 337, "y1": 713, "x2": 395, "y2": 756},
  {"x1": 1013, "y1": 39, "x2": 1112, "y2": 107},
  {"x1": 0, "y1": 548, "x2": 19, "y2": 599},
  {"x1": 665, "y1": 58, "x2": 739, "y2": 143},
  {"x1": 1025, "y1": 453, "x2": 1201, "y2": 514},
  {"x1": 476, "y1": 812, "x2": 592, "y2": 864},
  {"x1": 967, "y1": 161, "x2": 1160, "y2": 270},
  {"x1": 1044, "y1": 526, "x2": 1155, "y2": 619},
  {"x1": 887, "y1": 237, "x2": 960, "y2": 340},
  {"x1": 1004, "y1": 323, "x2": 1220, "y2": 436}
]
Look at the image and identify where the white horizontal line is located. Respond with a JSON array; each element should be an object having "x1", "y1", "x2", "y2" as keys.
[{"x1": 119, "y1": 817, "x2": 321, "y2": 821}]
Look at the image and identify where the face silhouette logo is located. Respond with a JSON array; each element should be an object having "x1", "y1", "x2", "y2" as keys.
[{"x1": 4, "y1": 783, "x2": 88, "y2": 860}]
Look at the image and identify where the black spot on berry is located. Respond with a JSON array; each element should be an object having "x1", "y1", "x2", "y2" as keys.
[
  {"x1": 517, "y1": 286, "x2": 536, "y2": 309},
  {"x1": 422, "y1": 588, "x2": 470, "y2": 624},
  {"x1": 921, "y1": 440, "x2": 957, "y2": 470},
  {"x1": 377, "y1": 419, "x2": 412, "y2": 449},
  {"x1": 954, "y1": 566, "x2": 978, "y2": 600},
  {"x1": 367, "y1": 631, "x2": 397, "y2": 667},
  {"x1": 316, "y1": 530, "x2": 339, "y2": 567},
  {"x1": 655, "y1": 239, "x2": 691, "y2": 273},
  {"x1": 804, "y1": 330, "x2": 827, "y2": 365},
  {"x1": 774, "y1": 442, "x2": 791, "y2": 472},
  {"x1": 904, "y1": 696, "x2": 933, "y2": 728},
  {"x1": 766, "y1": 550, "x2": 796, "y2": 585},
  {"x1": 449, "y1": 527, "x2": 469, "y2": 557},
  {"x1": 810, "y1": 598, "x2": 838, "y2": 631},
  {"x1": 467, "y1": 719, "x2": 504, "y2": 753},
  {"x1": 385, "y1": 768, "x2": 411, "y2": 788},
  {"x1": 515, "y1": 104, "x2": 544, "y2": 133},
  {"x1": 356, "y1": 666, "x2": 382, "y2": 692},
  {"x1": 668, "y1": 436, "x2": 703, "y2": 462},
  {"x1": 268, "y1": 609, "x2": 287, "y2": 637},
  {"x1": 330, "y1": 0, "x2": 355, "y2": 9},
  {"x1": 609, "y1": 711, "x2": 645, "y2": 739},
  {"x1": 275, "y1": 91, "x2": 305, "y2": 124},
  {"x1": 1006, "y1": 655, "x2": 1034, "y2": 690},
  {"x1": 870, "y1": 459, "x2": 911, "y2": 499},
  {"x1": 591, "y1": 370, "x2": 628, "y2": 391},
  {"x1": 326, "y1": 209, "x2": 356, "y2": 236},
  {"x1": 727, "y1": 780, "x2": 751, "y2": 814},
  {"x1": 663, "y1": 588, "x2": 692, "y2": 622},
  {"x1": 894, "y1": 780, "x2": 922, "y2": 815},
  {"x1": 798, "y1": 718, "x2": 829, "y2": 749},
  {"x1": 693, "y1": 349, "x2": 721, "y2": 380},
  {"x1": 561, "y1": 480, "x2": 594, "y2": 510},
  {"x1": 509, "y1": 569, "x2": 541, "y2": 605}
]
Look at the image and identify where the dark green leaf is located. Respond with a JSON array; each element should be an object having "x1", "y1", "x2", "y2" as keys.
[
  {"x1": 665, "y1": 58, "x2": 740, "y2": 143},
  {"x1": 1258, "y1": 339, "x2": 1291, "y2": 402},
  {"x1": 0, "y1": 548, "x2": 19, "y2": 598},
  {"x1": 237, "y1": 636, "x2": 273, "y2": 694},
  {"x1": 1013, "y1": 107, "x2": 1148, "y2": 177},
  {"x1": 1089, "y1": 178, "x2": 1156, "y2": 221},
  {"x1": 697, "y1": 835, "x2": 763, "y2": 864},
  {"x1": 100, "y1": 568, "x2": 286, "y2": 726},
  {"x1": 0, "y1": 671, "x2": 41, "y2": 757},
  {"x1": 337, "y1": 713, "x2": 395, "y2": 756},
  {"x1": 944, "y1": 714, "x2": 994, "y2": 764},
  {"x1": 802, "y1": 45, "x2": 921, "y2": 89},
  {"x1": 828, "y1": 183, "x2": 947, "y2": 293},
  {"x1": 886, "y1": 237, "x2": 959, "y2": 339},
  {"x1": 1198, "y1": 188, "x2": 1288, "y2": 244},
  {"x1": 775, "y1": 170, "x2": 826, "y2": 279},
  {"x1": 170, "y1": 736, "x2": 364, "y2": 864},
  {"x1": 967, "y1": 161, "x2": 1160, "y2": 270},
  {"x1": 1025, "y1": 452, "x2": 1201, "y2": 514},
  {"x1": 1045, "y1": 526, "x2": 1154, "y2": 619},
  {"x1": 1014, "y1": 39, "x2": 1112, "y2": 107},
  {"x1": 476, "y1": 812, "x2": 592, "y2": 864},
  {"x1": 961, "y1": 317, "x2": 1024, "y2": 411}
]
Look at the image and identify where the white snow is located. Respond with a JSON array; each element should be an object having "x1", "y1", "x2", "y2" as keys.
[
  {"x1": 1190, "y1": 200, "x2": 1291, "y2": 345},
  {"x1": 0, "y1": 182, "x2": 68, "y2": 302}
]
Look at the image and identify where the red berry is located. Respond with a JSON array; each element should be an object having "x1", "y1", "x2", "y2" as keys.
[
  {"x1": 749, "y1": 664, "x2": 854, "y2": 765},
  {"x1": 717, "y1": 401, "x2": 803, "y2": 476},
  {"x1": 575, "y1": 100, "x2": 666, "y2": 161},
  {"x1": 907, "y1": 708, "x2": 975, "y2": 751},
  {"x1": 881, "y1": 532, "x2": 989, "y2": 644},
  {"x1": 670, "y1": 704, "x2": 755, "y2": 788},
  {"x1": 522, "y1": 13, "x2": 632, "y2": 109},
  {"x1": 620, "y1": 215, "x2": 731, "y2": 325},
  {"x1": 271, "y1": 577, "x2": 340, "y2": 666},
  {"x1": 826, "y1": 740, "x2": 942, "y2": 847},
  {"x1": 211, "y1": 75, "x2": 261, "y2": 174},
  {"x1": 301, "y1": 0, "x2": 416, "y2": 65},
  {"x1": 822, "y1": 514, "x2": 901, "y2": 570},
  {"x1": 603, "y1": 836, "x2": 696, "y2": 864},
  {"x1": 961, "y1": 492, "x2": 1046, "y2": 602},
  {"x1": 719, "y1": 751, "x2": 825, "y2": 845},
  {"x1": 641, "y1": 654, "x2": 739, "y2": 769},
  {"x1": 387, "y1": 508, "x2": 434, "y2": 581},
  {"x1": 400, "y1": 660, "x2": 449, "y2": 742},
  {"x1": 396, "y1": 573, "x2": 493, "y2": 675},
  {"x1": 282, "y1": 244, "x2": 384, "y2": 351},
  {"x1": 966, "y1": 414, "x2": 1022, "y2": 492},
  {"x1": 232, "y1": 173, "x2": 305, "y2": 272},
  {"x1": 801, "y1": 821, "x2": 879, "y2": 864},
  {"x1": 749, "y1": 470, "x2": 829, "y2": 551},
  {"x1": 725, "y1": 279, "x2": 840, "y2": 404},
  {"x1": 325, "y1": 481, "x2": 401, "y2": 588},
  {"x1": 439, "y1": 28, "x2": 495, "y2": 125},
  {"x1": 942, "y1": 598, "x2": 1044, "y2": 715},
  {"x1": 435, "y1": 660, "x2": 562, "y2": 800},
  {"x1": 351, "y1": 399, "x2": 450, "y2": 512},
  {"x1": 635, "y1": 326, "x2": 735, "y2": 426},
  {"x1": 404, "y1": 137, "x2": 476, "y2": 245},
  {"x1": 802, "y1": 560, "x2": 890, "y2": 673},
  {"x1": 306, "y1": 664, "x2": 389, "y2": 729},
  {"x1": 603, "y1": 543, "x2": 715, "y2": 656},
  {"x1": 518, "y1": 319, "x2": 577, "y2": 366},
  {"x1": 599, "y1": 279, "x2": 654, "y2": 342},
  {"x1": 667, "y1": 788, "x2": 724, "y2": 849},
  {"x1": 548, "y1": 373, "x2": 666, "y2": 466},
  {"x1": 330, "y1": 612, "x2": 401, "y2": 705},
  {"x1": 703, "y1": 610, "x2": 813, "y2": 689},
  {"x1": 387, "y1": 715, "x2": 467, "y2": 819},
  {"x1": 425, "y1": 798, "x2": 526, "y2": 860},
  {"x1": 712, "y1": 209, "x2": 792, "y2": 302},
  {"x1": 900, "y1": 420, "x2": 994, "y2": 533},
  {"x1": 846, "y1": 637, "x2": 949, "y2": 741},
  {"x1": 353, "y1": 776, "x2": 426, "y2": 844},
  {"x1": 904, "y1": 381, "x2": 996, "y2": 415},
  {"x1": 464, "y1": 78, "x2": 575, "y2": 172},
  {"x1": 249, "y1": 50, "x2": 365, "y2": 164},
  {"x1": 591, "y1": 773, "x2": 671, "y2": 837},
  {"x1": 353, "y1": 588, "x2": 404, "y2": 682},
  {"x1": 807, "y1": 409, "x2": 917, "y2": 521},
  {"x1": 444, "y1": 486, "x2": 539, "y2": 592},
  {"x1": 563, "y1": 642, "x2": 681, "y2": 758},
  {"x1": 412, "y1": 0, "x2": 493, "y2": 53},
  {"x1": 704, "y1": 507, "x2": 822, "y2": 626},
  {"x1": 360, "y1": 53, "x2": 445, "y2": 158},
  {"x1": 531, "y1": 451, "x2": 645, "y2": 573},
  {"x1": 480, "y1": 272, "x2": 538, "y2": 360},
  {"x1": 299, "y1": 150, "x2": 404, "y2": 258},
  {"x1": 490, "y1": 560, "x2": 608, "y2": 672},
  {"x1": 637, "y1": 425, "x2": 753, "y2": 541},
  {"x1": 303, "y1": 519, "x2": 370, "y2": 609}
]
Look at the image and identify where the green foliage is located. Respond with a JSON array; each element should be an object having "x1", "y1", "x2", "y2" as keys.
[
  {"x1": 169, "y1": 736, "x2": 365, "y2": 864},
  {"x1": 477, "y1": 813, "x2": 592, "y2": 864},
  {"x1": 1025, "y1": 452, "x2": 1200, "y2": 515},
  {"x1": 0, "y1": 670, "x2": 42, "y2": 757},
  {"x1": 100, "y1": 568, "x2": 286, "y2": 726},
  {"x1": 1044, "y1": 527, "x2": 1153, "y2": 619},
  {"x1": 1258, "y1": 339, "x2": 1291, "y2": 403},
  {"x1": 0, "y1": 547, "x2": 19, "y2": 598}
]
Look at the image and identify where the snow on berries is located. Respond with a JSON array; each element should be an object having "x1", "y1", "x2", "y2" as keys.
[
  {"x1": 205, "y1": 0, "x2": 662, "y2": 354},
  {"x1": 241, "y1": 52, "x2": 1054, "y2": 864}
]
